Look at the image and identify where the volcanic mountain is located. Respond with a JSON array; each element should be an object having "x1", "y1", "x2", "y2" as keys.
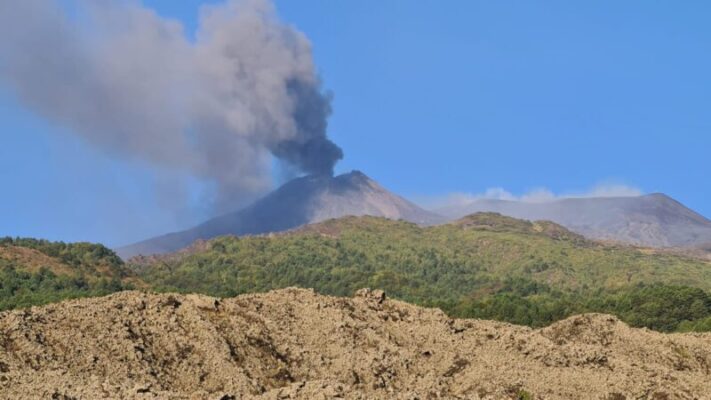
[
  {"x1": 117, "y1": 171, "x2": 443, "y2": 259},
  {"x1": 436, "y1": 193, "x2": 711, "y2": 248}
]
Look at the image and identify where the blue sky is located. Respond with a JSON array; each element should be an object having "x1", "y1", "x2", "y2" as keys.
[{"x1": 1, "y1": 0, "x2": 709, "y2": 246}]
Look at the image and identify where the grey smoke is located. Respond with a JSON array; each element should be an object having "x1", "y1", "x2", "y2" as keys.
[{"x1": 0, "y1": 0, "x2": 342, "y2": 213}]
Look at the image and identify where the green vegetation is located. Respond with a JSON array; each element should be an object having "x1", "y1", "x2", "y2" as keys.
[
  {"x1": 4, "y1": 214, "x2": 711, "y2": 332},
  {"x1": 517, "y1": 390, "x2": 534, "y2": 400},
  {"x1": 445, "y1": 281, "x2": 711, "y2": 332},
  {"x1": 0, "y1": 265, "x2": 131, "y2": 311},
  {"x1": 0, "y1": 237, "x2": 125, "y2": 275},
  {"x1": 136, "y1": 214, "x2": 711, "y2": 332},
  {"x1": 0, "y1": 238, "x2": 134, "y2": 311}
]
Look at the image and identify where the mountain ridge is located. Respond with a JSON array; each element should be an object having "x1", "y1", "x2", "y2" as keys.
[
  {"x1": 435, "y1": 193, "x2": 711, "y2": 248},
  {"x1": 116, "y1": 171, "x2": 443, "y2": 259},
  {"x1": 117, "y1": 171, "x2": 711, "y2": 258}
]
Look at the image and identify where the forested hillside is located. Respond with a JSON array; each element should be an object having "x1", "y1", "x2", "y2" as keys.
[
  {"x1": 4, "y1": 214, "x2": 711, "y2": 333},
  {"x1": 0, "y1": 237, "x2": 136, "y2": 310},
  {"x1": 136, "y1": 213, "x2": 711, "y2": 332}
]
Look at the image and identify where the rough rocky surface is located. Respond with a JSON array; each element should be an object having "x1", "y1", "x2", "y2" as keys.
[{"x1": 1, "y1": 289, "x2": 710, "y2": 399}]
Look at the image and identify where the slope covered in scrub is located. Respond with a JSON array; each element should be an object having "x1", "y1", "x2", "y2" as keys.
[
  {"x1": 136, "y1": 214, "x2": 711, "y2": 331},
  {"x1": 0, "y1": 237, "x2": 136, "y2": 310}
]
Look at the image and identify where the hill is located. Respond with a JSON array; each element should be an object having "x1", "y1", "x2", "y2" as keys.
[
  {"x1": 117, "y1": 174, "x2": 711, "y2": 259},
  {"x1": 435, "y1": 193, "x2": 711, "y2": 248},
  {"x1": 1, "y1": 288, "x2": 709, "y2": 399},
  {"x1": 137, "y1": 213, "x2": 711, "y2": 331},
  {"x1": 117, "y1": 171, "x2": 443, "y2": 258},
  {"x1": 0, "y1": 237, "x2": 136, "y2": 310}
]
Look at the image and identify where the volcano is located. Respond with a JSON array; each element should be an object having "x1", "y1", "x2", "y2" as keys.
[
  {"x1": 116, "y1": 171, "x2": 443, "y2": 258},
  {"x1": 436, "y1": 193, "x2": 711, "y2": 248}
]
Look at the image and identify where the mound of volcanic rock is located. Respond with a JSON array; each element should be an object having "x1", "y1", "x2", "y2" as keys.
[{"x1": 1, "y1": 288, "x2": 710, "y2": 399}]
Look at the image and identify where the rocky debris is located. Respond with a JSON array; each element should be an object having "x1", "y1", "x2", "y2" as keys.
[
  {"x1": 354, "y1": 288, "x2": 386, "y2": 304},
  {"x1": 1, "y1": 289, "x2": 710, "y2": 399}
]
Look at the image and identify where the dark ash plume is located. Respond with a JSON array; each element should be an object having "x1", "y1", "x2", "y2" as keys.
[
  {"x1": 0, "y1": 0, "x2": 342, "y2": 213},
  {"x1": 273, "y1": 79, "x2": 343, "y2": 176}
]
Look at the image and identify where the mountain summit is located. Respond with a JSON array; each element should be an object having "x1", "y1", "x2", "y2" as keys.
[
  {"x1": 117, "y1": 175, "x2": 711, "y2": 259},
  {"x1": 117, "y1": 171, "x2": 443, "y2": 258},
  {"x1": 436, "y1": 193, "x2": 711, "y2": 248}
]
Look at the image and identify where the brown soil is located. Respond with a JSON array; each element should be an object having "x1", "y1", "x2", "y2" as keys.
[
  {"x1": 0, "y1": 246, "x2": 73, "y2": 275},
  {"x1": 1, "y1": 288, "x2": 710, "y2": 399}
]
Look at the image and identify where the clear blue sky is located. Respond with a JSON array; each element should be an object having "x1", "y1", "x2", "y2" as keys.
[{"x1": 1, "y1": 0, "x2": 709, "y2": 246}]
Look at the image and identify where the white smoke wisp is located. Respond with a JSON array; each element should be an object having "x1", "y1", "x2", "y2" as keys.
[
  {"x1": 421, "y1": 183, "x2": 644, "y2": 209},
  {"x1": 0, "y1": 0, "x2": 342, "y2": 213}
]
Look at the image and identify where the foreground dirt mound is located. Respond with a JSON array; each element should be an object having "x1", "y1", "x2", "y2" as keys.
[{"x1": 1, "y1": 289, "x2": 710, "y2": 399}]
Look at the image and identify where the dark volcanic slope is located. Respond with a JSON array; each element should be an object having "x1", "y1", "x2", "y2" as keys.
[
  {"x1": 1, "y1": 289, "x2": 710, "y2": 399},
  {"x1": 437, "y1": 193, "x2": 711, "y2": 248},
  {"x1": 117, "y1": 171, "x2": 443, "y2": 258}
]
